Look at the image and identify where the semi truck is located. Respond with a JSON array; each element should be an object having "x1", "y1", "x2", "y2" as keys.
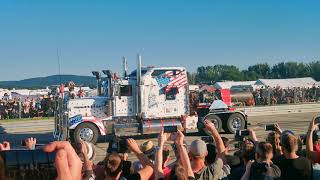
[{"x1": 53, "y1": 55, "x2": 247, "y2": 143}]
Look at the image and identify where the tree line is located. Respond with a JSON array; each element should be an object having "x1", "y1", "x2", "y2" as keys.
[{"x1": 187, "y1": 61, "x2": 320, "y2": 84}]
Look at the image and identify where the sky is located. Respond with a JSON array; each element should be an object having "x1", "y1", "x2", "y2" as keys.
[{"x1": 0, "y1": 0, "x2": 320, "y2": 81}]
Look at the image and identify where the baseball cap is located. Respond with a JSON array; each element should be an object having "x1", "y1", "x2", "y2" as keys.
[{"x1": 190, "y1": 139, "x2": 208, "y2": 157}]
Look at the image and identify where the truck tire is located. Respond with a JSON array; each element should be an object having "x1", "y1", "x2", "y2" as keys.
[
  {"x1": 199, "y1": 114, "x2": 222, "y2": 135},
  {"x1": 74, "y1": 123, "x2": 99, "y2": 144},
  {"x1": 225, "y1": 113, "x2": 245, "y2": 134}
]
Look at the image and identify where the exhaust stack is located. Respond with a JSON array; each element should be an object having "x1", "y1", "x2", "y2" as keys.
[
  {"x1": 136, "y1": 54, "x2": 142, "y2": 115},
  {"x1": 92, "y1": 71, "x2": 102, "y2": 96},
  {"x1": 102, "y1": 70, "x2": 114, "y2": 116},
  {"x1": 122, "y1": 57, "x2": 128, "y2": 78}
]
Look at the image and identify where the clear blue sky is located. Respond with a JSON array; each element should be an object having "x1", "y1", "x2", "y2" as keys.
[{"x1": 0, "y1": 0, "x2": 320, "y2": 81}]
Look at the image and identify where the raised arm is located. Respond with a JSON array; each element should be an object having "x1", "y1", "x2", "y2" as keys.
[
  {"x1": 248, "y1": 129, "x2": 258, "y2": 143},
  {"x1": 155, "y1": 128, "x2": 168, "y2": 179},
  {"x1": 274, "y1": 123, "x2": 283, "y2": 135},
  {"x1": 240, "y1": 160, "x2": 254, "y2": 180},
  {"x1": 175, "y1": 130, "x2": 194, "y2": 178},
  {"x1": 80, "y1": 141, "x2": 94, "y2": 180},
  {"x1": 127, "y1": 138, "x2": 154, "y2": 180},
  {"x1": 204, "y1": 120, "x2": 225, "y2": 153},
  {"x1": 306, "y1": 116, "x2": 320, "y2": 162},
  {"x1": 127, "y1": 138, "x2": 154, "y2": 168}
]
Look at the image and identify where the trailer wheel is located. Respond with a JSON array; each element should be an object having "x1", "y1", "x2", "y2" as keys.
[
  {"x1": 74, "y1": 123, "x2": 99, "y2": 144},
  {"x1": 225, "y1": 113, "x2": 245, "y2": 134},
  {"x1": 199, "y1": 114, "x2": 222, "y2": 135}
]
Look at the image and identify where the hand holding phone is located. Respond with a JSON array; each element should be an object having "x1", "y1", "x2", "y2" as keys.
[
  {"x1": 235, "y1": 130, "x2": 250, "y2": 141},
  {"x1": 201, "y1": 136, "x2": 214, "y2": 143},
  {"x1": 315, "y1": 116, "x2": 320, "y2": 124},
  {"x1": 265, "y1": 124, "x2": 276, "y2": 131},
  {"x1": 164, "y1": 126, "x2": 178, "y2": 133}
]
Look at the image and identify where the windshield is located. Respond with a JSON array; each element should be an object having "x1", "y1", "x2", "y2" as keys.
[{"x1": 128, "y1": 69, "x2": 148, "y2": 77}]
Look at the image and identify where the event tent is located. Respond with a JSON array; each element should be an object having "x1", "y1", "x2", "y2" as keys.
[
  {"x1": 255, "y1": 77, "x2": 318, "y2": 88},
  {"x1": 213, "y1": 81, "x2": 256, "y2": 89}
]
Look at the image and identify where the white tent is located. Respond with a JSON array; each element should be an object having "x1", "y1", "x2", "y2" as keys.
[
  {"x1": 255, "y1": 77, "x2": 318, "y2": 88},
  {"x1": 213, "y1": 81, "x2": 256, "y2": 89}
]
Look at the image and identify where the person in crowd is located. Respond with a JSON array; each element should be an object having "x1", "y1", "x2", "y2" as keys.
[
  {"x1": 23, "y1": 98, "x2": 30, "y2": 118},
  {"x1": 77, "y1": 87, "x2": 86, "y2": 98},
  {"x1": 155, "y1": 128, "x2": 195, "y2": 180},
  {"x1": 220, "y1": 137, "x2": 241, "y2": 173},
  {"x1": 0, "y1": 101, "x2": 5, "y2": 119},
  {"x1": 265, "y1": 124, "x2": 283, "y2": 161},
  {"x1": 133, "y1": 140, "x2": 156, "y2": 172},
  {"x1": 240, "y1": 142, "x2": 281, "y2": 180},
  {"x1": 12, "y1": 98, "x2": 19, "y2": 118},
  {"x1": 160, "y1": 145, "x2": 171, "y2": 179},
  {"x1": 190, "y1": 120, "x2": 230, "y2": 180},
  {"x1": 230, "y1": 130, "x2": 257, "y2": 180},
  {"x1": 67, "y1": 82, "x2": 77, "y2": 99},
  {"x1": 94, "y1": 138, "x2": 154, "y2": 180},
  {"x1": 109, "y1": 138, "x2": 153, "y2": 180},
  {"x1": 77, "y1": 141, "x2": 95, "y2": 180},
  {"x1": 30, "y1": 98, "x2": 37, "y2": 117},
  {"x1": 306, "y1": 116, "x2": 320, "y2": 179},
  {"x1": 2, "y1": 93, "x2": 11, "y2": 101},
  {"x1": 306, "y1": 116, "x2": 320, "y2": 163},
  {"x1": 274, "y1": 130, "x2": 313, "y2": 180},
  {"x1": 266, "y1": 131, "x2": 283, "y2": 160},
  {"x1": 230, "y1": 142, "x2": 256, "y2": 180},
  {"x1": 5, "y1": 100, "x2": 14, "y2": 119}
]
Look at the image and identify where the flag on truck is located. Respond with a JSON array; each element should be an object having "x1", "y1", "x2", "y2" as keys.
[{"x1": 155, "y1": 70, "x2": 188, "y2": 93}]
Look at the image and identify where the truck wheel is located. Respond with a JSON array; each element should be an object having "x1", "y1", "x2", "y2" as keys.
[
  {"x1": 225, "y1": 113, "x2": 245, "y2": 134},
  {"x1": 199, "y1": 114, "x2": 222, "y2": 135},
  {"x1": 74, "y1": 123, "x2": 99, "y2": 144}
]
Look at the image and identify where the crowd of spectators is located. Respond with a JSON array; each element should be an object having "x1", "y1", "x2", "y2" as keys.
[
  {"x1": 0, "y1": 86, "x2": 87, "y2": 120},
  {"x1": 1, "y1": 116, "x2": 320, "y2": 179},
  {"x1": 0, "y1": 93, "x2": 54, "y2": 120},
  {"x1": 253, "y1": 84, "x2": 320, "y2": 106}
]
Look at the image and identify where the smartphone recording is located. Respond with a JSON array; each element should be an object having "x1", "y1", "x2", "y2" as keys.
[
  {"x1": 164, "y1": 126, "x2": 178, "y2": 133},
  {"x1": 265, "y1": 124, "x2": 276, "y2": 131}
]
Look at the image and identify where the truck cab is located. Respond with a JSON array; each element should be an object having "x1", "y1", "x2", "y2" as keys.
[
  {"x1": 54, "y1": 58, "x2": 197, "y2": 143},
  {"x1": 53, "y1": 56, "x2": 247, "y2": 144}
]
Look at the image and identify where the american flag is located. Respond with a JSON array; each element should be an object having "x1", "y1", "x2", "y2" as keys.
[{"x1": 156, "y1": 70, "x2": 188, "y2": 93}]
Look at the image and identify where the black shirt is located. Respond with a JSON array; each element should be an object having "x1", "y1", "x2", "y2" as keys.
[
  {"x1": 121, "y1": 173, "x2": 141, "y2": 180},
  {"x1": 275, "y1": 155, "x2": 312, "y2": 180},
  {"x1": 249, "y1": 162, "x2": 281, "y2": 180}
]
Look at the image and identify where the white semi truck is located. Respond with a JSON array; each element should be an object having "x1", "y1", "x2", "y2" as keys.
[{"x1": 53, "y1": 55, "x2": 247, "y2": 143}]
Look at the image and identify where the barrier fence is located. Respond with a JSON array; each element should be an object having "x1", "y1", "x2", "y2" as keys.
[{"x1": 240, "y1": 103, "x2": 320, "y2": 117}]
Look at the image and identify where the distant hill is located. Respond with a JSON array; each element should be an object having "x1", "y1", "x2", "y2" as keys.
[{"x1": 0, "y1": 75, "x2": 96, "y2": 89}]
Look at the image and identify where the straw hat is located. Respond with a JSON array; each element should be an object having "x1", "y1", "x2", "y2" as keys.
[{"x1": 140, "y1": 141, "x2": 155, "y2": 156}]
